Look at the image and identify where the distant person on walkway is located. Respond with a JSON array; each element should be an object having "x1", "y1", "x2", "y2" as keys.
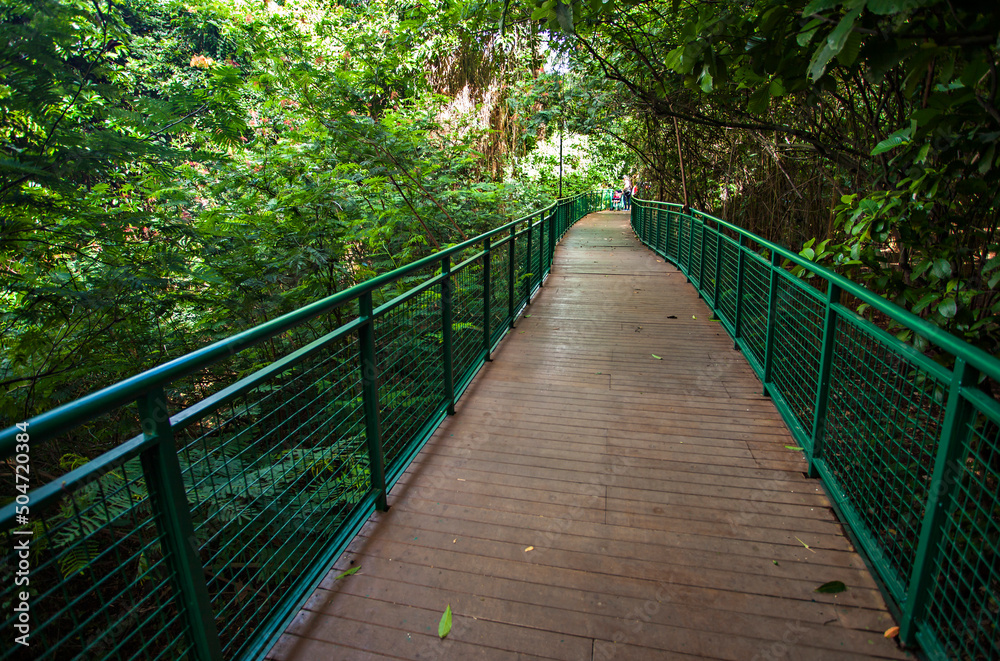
[{"x1": 623, "y1": 181, "x2": 632, "y2": 211}]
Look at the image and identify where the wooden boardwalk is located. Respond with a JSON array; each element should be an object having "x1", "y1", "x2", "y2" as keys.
[{"x1": 268, "y1": 212, "x2": 912, "y2": 661}]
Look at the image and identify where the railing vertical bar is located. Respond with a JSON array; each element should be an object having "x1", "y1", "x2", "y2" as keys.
[
  {"x1": 358, "y1": 291, "x2": 388, "y2": 511},
  {"x1": 441, "y1": 256, "x2": 456, "y2": 415},
  {"x1": 482, "y1": 236, "x2": 492, "y2": 362},
  {"x1": 808, "y1": 282, "x2": 841, "y2": 475},
  {"x1": 733, "y1": 235, "x2": 746, "y2": 349},
  {"x1": 900, "y1": 358, "x2": 979, "y2": 646},
  {"x1": 761, "y1": 251, "x2": 780, "y2": 396},
  {"x1": 137, "y1": 388, "x2": 224, "y2": 661}
]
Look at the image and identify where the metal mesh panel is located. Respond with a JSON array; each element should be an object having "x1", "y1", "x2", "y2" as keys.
[
  {"x1": 490, "y1": 239, "x2": 511, "y2": 344},
  {"x1": 531, "y1": 221, "x2": 542, "y2": 290},
  {"x1": 451, "y1": 260, "x2": 484, "y2": 384},
  {"x1": 690, "y1": 222, "x2": 703, "y2": 288},
  {"x1": 540, "y1": 216, "x2": 549, "y2": 277},
  {"x1": 513, "y1": 225, "x2": 529, "y2": 310},
  {"x1": 653, "y1": 208, "x2": 662, "y2": 253},
  {"x1": 824, "y1": 320, "x2": 947, "y2": 592},
  {"x1": 717, "y1": 238, "x2": 739, "y2": 327},
  {"x1": 700, "y1": 229, "x2": 718, "y2": 303},
  {"x1": 178, "y1": 335, "x2": 366, "y2": 658},
  {"x1": 921, "y1": 410, "x2": 1000, "y2": 659},
  {"x1": 1, "y1": 452, "x2": 191, "y2": 660},
  {"x1": 668, "y1": 211, "x2": 680, "y2": 259},
  {"x1": 679, "y1": 215, "x2": 691, "y2": 271},
  {"x1": 769, "y1": 276, "x2": 825, "y2": 437},
  {"x1": 739, "y1": 253, "x2": 770, "y2": 369},
  {"x1": 376, "y1": 288, "x2": 445, "y2": 472}
]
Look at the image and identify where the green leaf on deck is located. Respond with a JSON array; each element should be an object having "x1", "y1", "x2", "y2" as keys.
[
  {"x1": 815, "y1": 581, "x2": 847, "y2": 594},
  {"x1": 335, "y1": 566, "x2": 361, "y2": 580},
  {"x1": 785, "y1": 446, "x2": 804, "y2": 451},
  {"x1": 652, "y1": 354, "x2": 662, "y2": 360},
  {"x1": 439, "y1": 604, "x2": 453, "y2": 638}
]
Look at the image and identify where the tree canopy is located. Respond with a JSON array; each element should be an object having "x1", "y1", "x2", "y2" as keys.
[{"x1": 3, "y1": 0, "x2": 999, "y2": 430}]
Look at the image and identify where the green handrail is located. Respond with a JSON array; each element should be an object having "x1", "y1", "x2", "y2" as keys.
[
  {"x1": 0, "y1": 191, "x2": 608, "y2": 660},
  {"x1": 631, "y1": 198, "x2": 1000, "y2": 661}
]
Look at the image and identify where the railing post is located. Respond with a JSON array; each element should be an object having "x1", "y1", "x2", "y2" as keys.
[
  {"x1": 761, "y1": 251, "x2": 780, "y2": 396},
  {"x1": 358, "y1": 291, "x2": 388, "y2": 511},
  {"x1": 482, "y1": 236, "x2": 492, "y2": 362},
  {"x1": 808, "y1": 282, "x2": 841, "y2": 477},
  {"x1": 900, "y1": 358, "x2": 978, "y2": 646},
  {"x1": 137, "y1": 388, "x2": 223, "y2": 661},
  {"x1": 441, "y1": 256, "x2": 456, "y2": 415},
  {"x1": 508, "y1": 226, "x2": 516, "y2": 327},
  {"x1": 733, "y1": 235, "x2": 746, "y2": 350}
]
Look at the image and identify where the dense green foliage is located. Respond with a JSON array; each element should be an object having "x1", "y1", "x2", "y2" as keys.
[
  {"x1": 5, "y1": 0, "x2": 998, "y2": 429},
  {"x1": 528, "y1": 0, "x2": 1000, "y2": 357},
  {"x1": 0, "y1": 0, "x2": 624, "y2": 429}
]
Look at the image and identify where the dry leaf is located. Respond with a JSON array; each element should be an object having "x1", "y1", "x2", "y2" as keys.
[
  {"x1": 524, "y1": 546, "x2": 534, "y2": 552},
  {"x1": 884, "y1": 626, "x2": 899, "y2": 639}
]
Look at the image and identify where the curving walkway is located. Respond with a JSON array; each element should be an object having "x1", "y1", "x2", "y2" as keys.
[{"x1": 267, "y1": 212, "x2": 912, "y2": 660}]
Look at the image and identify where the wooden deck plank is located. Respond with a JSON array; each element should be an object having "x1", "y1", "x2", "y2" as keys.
[{"x1": 268, "y1": 211, "x2": 912, "y2": 661}]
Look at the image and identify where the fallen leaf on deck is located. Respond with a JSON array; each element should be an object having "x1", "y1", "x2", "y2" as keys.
[
  {"x1": 439, "y1": 605, "x2": 452, "y2": 638},
  {"x1": 795, "y1": 536, "x2": 816, "y2": 553},
  {"x1": 652, "y1": 354, "x2": 662, "y2": 360},
  {"x1": 815, "y1": 581, "x2": 847, "y2": 594},
  {"x1": 524, "y1": 546, "x2": 534, "y2": 552},
  {"x1": 884, "y1": 626, "x2": 899, "y2": 639},
  {"x1": 785, "y1": 446, "x2": 804, "y2": 451},
  {"x1": 335, "y1": 566, "x2": 361, "y2": 580}
]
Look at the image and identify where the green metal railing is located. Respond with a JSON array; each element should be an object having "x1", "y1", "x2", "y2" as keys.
[
  {"x1": 631, "y1": 198, "x2": 999, "y2": 660},
  {"x1": 0, "y1": 191, "x2": 607, "y2": 660}
]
